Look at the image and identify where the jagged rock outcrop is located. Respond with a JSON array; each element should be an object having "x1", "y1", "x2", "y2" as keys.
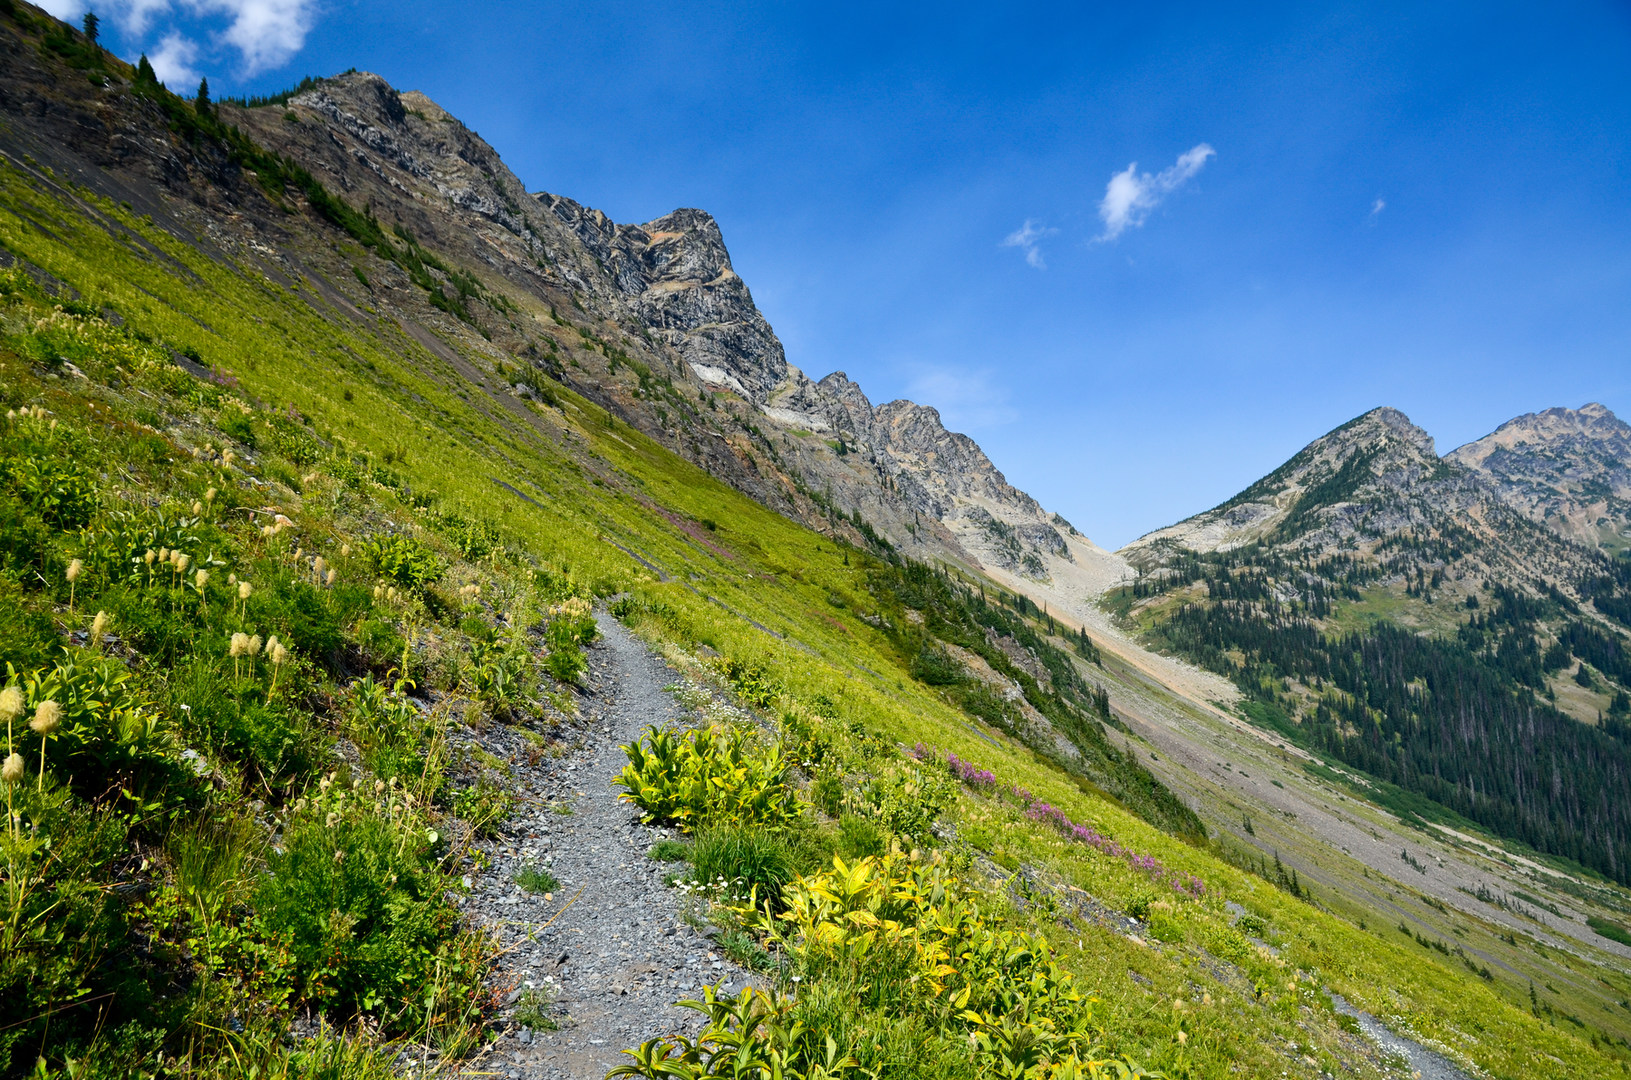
[
  {"x1": 1448, "y1": 403, "x2": 1631, "y2": 550},
  {"x1": 231, "y1": 72, "x2": 1080, "y2": 575}
]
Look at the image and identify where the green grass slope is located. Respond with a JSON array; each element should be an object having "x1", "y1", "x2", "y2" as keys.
[{"x1": 0, "y1": 59, "x2": 1624, "y2": 1080}]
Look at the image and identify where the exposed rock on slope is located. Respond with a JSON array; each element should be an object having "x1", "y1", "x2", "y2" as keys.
[
  {"x1": 228, "y1": 71, "x2": 1079, "y2": 577},
  {"x1": 1120, "y1": 406, "x2": 1608, "y2": 606},
  {"x1": 1448, "y1": 402, "x2": 1631, "y2": 551}
]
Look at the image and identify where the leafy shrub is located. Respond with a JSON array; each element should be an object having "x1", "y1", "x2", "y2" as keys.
[
  {"x1": 218, "y1": 405, "x2": 257, "y2": 447},
  {"x1": 452, "y1": 777, "x2": 515, "y2": 838},
  {"x1": 614, "y1": 853, "x2": 1162, "y2": 1079},
  {"x1": 469, "y1": 639, "x2": 533, "y2": 717},
  {"x1": 347, "y1": 675, "x2": 442, "y2": 790},
  {"x1": 614, "y1": 725, "x2": 801, "y2": 832},
  {"x1": 543, "y1": 620, "x2": 588, "y2": 683},
  {"x1": 252, "y1": 809, "x2": 476, "y2": 1030},
  {"x1": 364, "y1": 533, "x2": 444, "y2": 591}
]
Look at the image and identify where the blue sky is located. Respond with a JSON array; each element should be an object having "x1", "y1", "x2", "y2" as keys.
[{"x1": 47, "y1": 0, "x2": 1631, "y2": 547}]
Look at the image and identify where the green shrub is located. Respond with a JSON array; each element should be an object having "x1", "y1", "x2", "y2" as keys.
[
  {"x1": 689, "y1": 826, "x2": 798, "y2": 905},
  {"x1": 252, "y1": 809, "x2": 475, "y2": 1030},
  {"x1": 614, "y1": 724, "x2": 801, "y2": 832},
  {"x1": 910, "y1": 645, "x2": 965, "y2": 686},
  {"x1": 452, "y1": 777, "x2": 514, "y2": 838},
  {"x1": 836, "y1": 813, "x2": 885, "y2": 859},
  {"x1": 347, "y1": 674, "x2": 443, "y2": 790},
  {"x1": 364, "y1": 533, "x2": 444, "y2": 591}
]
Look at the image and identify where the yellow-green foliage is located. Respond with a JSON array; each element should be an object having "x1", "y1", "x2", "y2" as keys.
[
  {"x1": 0, "y1": 151, "x2": 1623, "y2": 1078},
  {"x1": 615, "y1": 724, "x2": 800, "y2": 831}
]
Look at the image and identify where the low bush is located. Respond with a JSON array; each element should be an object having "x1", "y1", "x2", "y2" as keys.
[{"x1": 614, "y1": 724, "x2": 801, "y2": 832}]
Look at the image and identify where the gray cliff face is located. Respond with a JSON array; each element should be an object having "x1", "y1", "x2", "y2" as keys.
[
  {"x1": 1447, "y1": 403, "x2": 1631, "y2": 549},
  {"x1": 225, "y1": 71, "x2": 1076, "y2": 576}
]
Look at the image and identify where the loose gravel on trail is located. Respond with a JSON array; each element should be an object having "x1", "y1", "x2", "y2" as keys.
[{"x1": 460, "y1": 613, "x2": 756, "y2": 1080}]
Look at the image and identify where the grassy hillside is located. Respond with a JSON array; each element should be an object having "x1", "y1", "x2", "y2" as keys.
[{"x1": 0, "y1": 62, "x2": 1626, "y2": 1080}]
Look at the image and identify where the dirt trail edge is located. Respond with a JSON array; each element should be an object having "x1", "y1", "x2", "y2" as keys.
[{"x1": 461, "y1": 612, "x2": 756, "y2": 1080}]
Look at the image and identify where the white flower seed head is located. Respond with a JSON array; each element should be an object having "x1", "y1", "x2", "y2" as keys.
[
  {"x1": 144, "y1": 549, "x2": 156, "y2": 566},
  {"x1": 239, "y1": 581, "x2": 252, "y2": 600},
  {"x1": 30, "y1": 699, "x2": 62, "y2": 735},
  {"x1": 1, "y1": 753, "x2": 23, "y2": 785},
  {"x1": 247, "y1": 634, "x2": 263, "y2": 657},
  {"x1": 324, "y1": 569, "x2": 337, "y2": 587},
  {"x1": 195, "y1": 569, "x2": 209, "y2": 590},
  {"x1": 293, "y1": 547, "x2": 303, "y2": 561},
  {"x1": 313, "y1": 556, "x2": 326, "y2": 575},
  {"x1": 157, "y1": 548, "x2": 169, "y2": 563},
  {"x1": 192, "y1": 501, "x2": 203, "y2": 515},
  {"x1": 229, "y1": 632, "x2": 248, "y2": 658},
  {"x1": 270, "y1": 642, "x2": 289, "y2": 666},
  {"x1": 66, "y1": 559, "x2": 82, "y2": 583},
  {"x1": 341, "y1": 544, "x2": 351, "y2": 557},
  {"x1": 91, "y1": 610, "x2": 109, "y2": 638},
  {"x1": 0, "y1": 686, "x2": 23, "y2": 723},
  {"x1": 205, "y1": 487, "x2": 217, "y2": 503}
]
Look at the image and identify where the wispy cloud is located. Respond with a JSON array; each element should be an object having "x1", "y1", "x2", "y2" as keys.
[
  {"x1": 1368, "y1": 196, "x2": 1386, "y2": 223},
  {"x1": 906, "y1": 367, "x2": 1017, "y2": 430},
  {"x1": 62, "y1": 0, "x2": 321, "y2": 77},
  {"x1": 191, "y1": 0, "x2": 318, "y2": 73},
  {"x1": 1001, "y1": 219, "x2": 1059, "y2": 269},
  {"x1": 1096, "y1": 143, "x2": 1215, "y2": 241},
  {"x1": 148, "y1": 30, "x2": 200, "y2": 85}
]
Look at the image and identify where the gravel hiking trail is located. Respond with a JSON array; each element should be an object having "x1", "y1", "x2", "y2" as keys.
[{"x1": 461, "y1": 613, "x2": 757, "y2": 1080}]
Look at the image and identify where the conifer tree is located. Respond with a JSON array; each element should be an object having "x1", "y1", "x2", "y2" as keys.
[
  {"x1": 81, "y1": 10, "x2": 99, "y2": 43},
  {"x1": 136, "y1": 54, "x2": 156, "y2": 84},
  {"x1": 196, "y1": 77, "x2": 211, "y2": 115}
]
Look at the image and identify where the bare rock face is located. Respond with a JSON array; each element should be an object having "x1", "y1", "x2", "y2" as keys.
[
  {"x1": 229, "y1": 71, "x2": 1081, "y2": 576},
  {"x1": 1447, "y1": 403, "x2": 1631, "y2": 550}
]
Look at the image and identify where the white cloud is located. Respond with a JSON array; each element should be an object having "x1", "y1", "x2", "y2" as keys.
[
  {"x1": 1001, "y1": 219, "x2": 1059, "y2": 269},
  {"x1": 188, "y1": 0, "x2": 318, "y2": 74},
  {"x1": 906, "y1": 368, "x2": 1017, "y2": 430},
  {"x1": 1096, "y1": 143, "x2": 1215, "y2": 241},
  {"x1": 148, "y1": 30, "x2": 200, "y2": 86},
  {"x1": 35, "y1": 0, "x2": 86, "y2": 18},
  {"x1": 115, "y1": 0, "x2": 177, "y2": 36},
  {"x1": 1369, "y1": 196, "x2": 1386, "y2": 222}
]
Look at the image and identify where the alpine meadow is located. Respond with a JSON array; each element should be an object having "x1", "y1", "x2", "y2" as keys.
[{"x1": 1, "y1": 4, "x2": 1630, "y2": 1080}]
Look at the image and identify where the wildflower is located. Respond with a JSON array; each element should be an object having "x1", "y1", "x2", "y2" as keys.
[
  {"x1": 192, "y1": 500, "x2": 203, "y2": 515},
  {"x1": 30, "y1": 700, "x2": 61, "y2": 736},
  {"x1": 268, "y1": 638, "x2": 289, "y2": 692},
  {"x1": 144, "y1": 548, "x2": 157, "y2": 568},
  {"x1": 294, "y1": 547, "x2": 303, "y2": 561},
  {"x1": 324, "y1": 568, "x2": 337, "y2": 587},
  {"x1": 239, "y1": 580, "x2": 252, "y2": 600},
  {"x1": 222, "y1": 450, "x2": 235, "y2": 467},
  {"x1": 174, "y1": 552, "x2": 191, "y2": 575},
  {"x1": 205, "y1": 487, "x2": 217, "y2": 503},
  {"x1": 66, "y1": 558, "x2": 83, "y2": 610},
  {"x1": 1, "y1": 753, "x2": 23, "y2": 786},
  {"x1": 313, "y1": 555, "x2": 326, "y2": 576},
  {"x1": 326, "y1": 812, "x2": 339, "y2": 828},
  {"x1": 195, "y1": 568, "x2": 209, "y2": 595},
  {"x1": 157, "y1": 547, "x2": 169, "y2": 564},
  {"x1": 373, "y1": 585, "x2": 384, "y2": 600},
  {"x1": 1176, "y1": 1031, "x2": 1188, "y2": 1046},
  {"x1": 229, "y1": 632, "x2": 249, "y2": 679},
  {"x1": 341, "y1": 543, "x2": 351, "y2": 557},
  {"x1": 247, "y1": 634, "x2": 263, "y2": 657},
  {"x1": 0, "y1": 686, "x2": 24, "y2": 725},
  {"x1": 374, "y1": 779, "x2": 385, "y2": 794},
  {"x1": 318, "y1": 776, "x2": 332, "y2": 792},
  {"x1": 261, "y1": 525, "x2": 275, "y2": 537}
]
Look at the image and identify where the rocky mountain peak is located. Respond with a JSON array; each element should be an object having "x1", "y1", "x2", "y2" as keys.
[{"x1": 1447, "y1": 403, "x2": 1631, "y2": 548}]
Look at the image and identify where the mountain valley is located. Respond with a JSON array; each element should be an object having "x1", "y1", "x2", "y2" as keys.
[{"x1": 0, "y1": 5, "x2": 1629, "y2": 1077}]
